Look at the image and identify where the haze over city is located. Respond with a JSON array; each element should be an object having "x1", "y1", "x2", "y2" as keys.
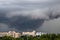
[{"x1": 0, "y1": 0, "x2": 60, "y2": 33}]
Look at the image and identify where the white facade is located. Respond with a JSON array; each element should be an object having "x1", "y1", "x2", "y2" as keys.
[
  {"x1": 36, "y1": 32, "x2": 46, "y2": 36},
  {"x1": 22, "y1": 30, "x2": 36, "y2": 36},
  {"x1": 0, "y1": 31, "x2": 21, "y2": 38},
  {"x1": 0, "y1": 30, "x2": 47, "y2": 38},
  {"x1": 0, "y1": 32, "x2": 8, "y2": 37}
]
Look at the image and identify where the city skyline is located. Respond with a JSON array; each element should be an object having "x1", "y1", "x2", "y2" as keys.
[{"x1": 0, "y1": 30, "x2": 47, "y2": 38}]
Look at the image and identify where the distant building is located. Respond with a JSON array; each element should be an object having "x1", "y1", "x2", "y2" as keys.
[
  {"x1": 36, "y1": 32, "x2": 47, "y2": 36},
  {"x1": 0, "y1": 31, "x2": 21, "y2": 38},
  {"x1": 0, "y1": 30, "x2": 47, "y2": 38},
  {"x1": 22, "y1": 30, "x2": 36, "y2": 36}
]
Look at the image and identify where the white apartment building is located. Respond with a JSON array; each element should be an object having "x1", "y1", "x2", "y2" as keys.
[
  {"x1": 0, "y1": 31, "x2": 21, "y2": 38},
  {"x1": 36, "y1": 32, "x2": 47, "y2": 36},
  {"x1": 22, "y1": 30, "x2": 36, "y2": 36}
]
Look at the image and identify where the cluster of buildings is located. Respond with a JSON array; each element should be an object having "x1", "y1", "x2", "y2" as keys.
[
  {"x1": 0, "y1": 31, "x2": 20, "y2": 38},
  {"x1": 0, "y1": 30, "x2": 46, "y2": 38}
]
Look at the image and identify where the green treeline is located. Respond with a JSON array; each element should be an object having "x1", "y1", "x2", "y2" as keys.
[{"x1": 0, "y1": 34, "x2": 60, "y2": 40}]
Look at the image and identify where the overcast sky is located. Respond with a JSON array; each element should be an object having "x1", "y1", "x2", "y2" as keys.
[{"x1": 0, "y1": 0, "x2": 60, "y2": 33}]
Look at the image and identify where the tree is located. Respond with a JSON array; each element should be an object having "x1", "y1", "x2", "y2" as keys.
[{"x1": 2, "y1": 36, "x2": 16, "y2": 40}]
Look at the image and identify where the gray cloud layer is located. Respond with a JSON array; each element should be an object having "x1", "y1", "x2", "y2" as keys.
[
  {"x1": 37, "y1": 18, "x2": 60, "y2": 33},
  {"x1": 0, "y1": 0, "x2": 60, "y2": 33}
]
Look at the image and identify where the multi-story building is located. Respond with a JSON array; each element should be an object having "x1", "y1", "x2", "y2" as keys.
[
  {"x1": 0, "y1": 32, "x2": 8, "y2": 37},
  {"x1": 0, "y1": 30, "x2": 47, "y2": 38},
  {"x1": 22, "y1": 30, "x2": 36, "y2": 36},
  {"x1": 36, "y1": 32, "x2": 47, "y2": 36},
  {"x1": 0, "y1": 31, "x2": 21, "y2": 38}
]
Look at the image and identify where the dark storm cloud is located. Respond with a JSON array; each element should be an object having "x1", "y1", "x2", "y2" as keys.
[
  {"x1": 0, "y1": 14, "x2": 44, "y2": 31},
  {"x1": 0, "y1": 0, "x2": 60, "y2": 33},
  {"x1": 9, "y1": 16, "x2": 44, "y2": 31}
]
